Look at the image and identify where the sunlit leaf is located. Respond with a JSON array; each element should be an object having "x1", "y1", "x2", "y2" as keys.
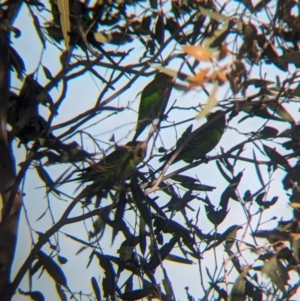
[
  {"x1": 89, "y1": 214, "x2": 106, "y2": 239},
  {"x1": 94, "y1": 31, "x2": 133, "y2": 45},
  {"x1": 261, "y1": 256, "x2": 287, "y2": 294},
  {"x1": 151, "y1": 65, "x2": 178, "y2": 78},
  {"x1": 199, "y1": 7, "x2": 231, "y2": 21},
  {"x1": 224, "y1": 225, "x2": 243, "y2": 251},
  {"x1": 266, "y1": 103, "x2": 295, "y2": 124},
  {"x1": 182, "y1": 45, "x2": 212, "y2": 61},
  {"x1": 186, "y1": 68, "x2": 209, "y2": 87},
  {"x1": 230, "y1": 274, "x2": 245, "y2": 301},
  {"x1": 195, "y1": 81, "x2": 218, "y2": 119},
  {"x1": 57, "y1": 0, "x2": 71, "y2": 51},
  {"x1": 253, "y1": 230, "x2": 291, "y2": 242}
]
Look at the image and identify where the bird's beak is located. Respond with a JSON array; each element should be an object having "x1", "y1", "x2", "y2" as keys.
[{"x1": 142, "y1": 138, "x2": 149, "y2": 147}]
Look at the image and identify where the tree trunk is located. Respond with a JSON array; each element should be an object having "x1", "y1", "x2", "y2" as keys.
[{"x1": 0, "y1": 3, "x2": 23, "y2": 299}]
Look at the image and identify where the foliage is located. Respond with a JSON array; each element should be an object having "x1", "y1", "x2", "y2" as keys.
[{"x1": 1, "y1": 0, "x2": 300, "y2": 300}]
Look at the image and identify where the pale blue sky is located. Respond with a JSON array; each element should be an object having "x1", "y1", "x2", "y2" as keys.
[{"x1": 9, "y1": 1, "x2": 300, "y2": 300}]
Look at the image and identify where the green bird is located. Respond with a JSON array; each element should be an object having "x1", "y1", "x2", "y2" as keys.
[
  {"x1": 15, "y1": 115, "x2": 55, "y2": 143},
  {"x1": 7, "y1": 91, "x2": 55, "y2": 143},
  {"x1": 159, "y1": 110, "x2": 226, "y2": 164},
  {"x1": 133, "y1": 73, "x2": 174, "y2": 140},
  {"x1": 75, "y1": 140, "x2": 148, "y2": 184}
]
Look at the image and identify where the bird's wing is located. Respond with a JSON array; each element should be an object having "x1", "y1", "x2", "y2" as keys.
[{"x1": 92, "y1": 147, "x2": 129, "y2": 173}]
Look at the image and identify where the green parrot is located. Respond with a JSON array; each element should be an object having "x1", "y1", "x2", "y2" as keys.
[
  {"x1": 15, "y1": 115, "x2": 55, "y2": 143},
  {"x1": 159, "y1": 110, "x2": 226, "y2": 164},
  {"x1": 75, "y1": 140, "x2": 148, "y2": 184},
  {"x1": 133, "y1": 73, "x2": 174, "y2": 140},
  {"x1": 7, "y1": 91, "x2": 55, "y2": 143}
]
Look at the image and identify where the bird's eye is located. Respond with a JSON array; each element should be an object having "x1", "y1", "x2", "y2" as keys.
[{"x1": 137, "y1": 149, "x2": 143, "y2": 158}]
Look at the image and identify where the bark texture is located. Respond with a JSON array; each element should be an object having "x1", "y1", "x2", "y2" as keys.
[{"x1": 0, "y1": 2, "x2": 23, "y2": 299}]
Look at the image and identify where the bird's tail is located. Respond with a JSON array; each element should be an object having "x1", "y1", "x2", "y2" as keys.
[
  {"x1": 158, "y1": 152, "x2": 171, "y2": 163},
  {"x1": 132, "y1": 122, "x2": 148, "y2": 141}
]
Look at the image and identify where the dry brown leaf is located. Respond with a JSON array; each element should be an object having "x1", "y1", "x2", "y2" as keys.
[
  {"x1": 182, "y1": 45, "x2": 212, "y2": 61},
  {"x1": 208, "y1": 69, "x2": 228, "y2": 86},
  {"x1": 186, "y1": 68, "x2": 209, "y2": 87},
  {"x1": 214, "y1": 70, "x2": 227, "y2": 85},
  {"x1": 217, "y1": 43, "x2": 229, "y2": 61}
]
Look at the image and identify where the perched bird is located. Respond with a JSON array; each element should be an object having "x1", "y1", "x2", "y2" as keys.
[
  {"x1": 133, "y1": 73, "x2": 174, "y2": 140},
  {"x1": 75, "y1": 140, "x2": 147, "y2": 184},
  {"x1": 7, "y1": 91, "x2": 54, "y2": 144},
  {"x1": 159, "y1": 110, "x2": 226, "y2": 164},
  {"x1": 16, "y1": 115, "x2": 55, "y2": 143}
]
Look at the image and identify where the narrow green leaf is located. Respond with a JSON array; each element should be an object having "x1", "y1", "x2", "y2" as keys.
[
  {"x1": 205, "y1": 203, "x2": 228, "y2": 226},
  {"x1": 56, "y1": 284, "x2": 67, "y2": 301},
  {"x1": 252, "y1": 150, "x2": 265, "y2": 187},
  {"x1": 120, "y1": 289, "x2": 149, "y2": 300},
  {"x1": 95, "y1": 252, "x2": 115, "y2": 298},
  {"x1": 266, "y1": 102, "x2": 295, "y2": 124},
  {"x1": 89, "y1": 215, "x2": 106, "y2": 239},
  {"x1": 154, "y1": 14, "x2": 165, "y2": 45},
  {"x1": 8, "y1": 45, "x2": 25, "y2": 80},
  {"x1": 255, "y1": 192, "x2": 265, "y2": 207},
  {"x1": 32, "y1": 14, "x2": 45, "y2": 47},
  {"x1": 162, "y1": 267, "x2": 174, "y2": 299},
  {"x1": 145, "y1": 236, "x2": 179, "y2": 271},
  {"x1": 139, "y1": 217, "x2": 146, "y2": 255},
  {"x1": 166, "y1": 254, "x2": 193, "y2": 264},
  {"x1": 18, "y1": 289, "x2": 45, "y2": 301},
  {"x1": 91, "y1": 277, "x2": 101, "y2": 301},
  {"x1": 30, "y1": 259, "x2": 43, "y2": 277},
  {"x1": 230, "y1": 274, "x2": 245, "y2": 301},
  {"x1": 42, "y1": 65, "x2": 53, "y2": 80},
  {"x1": 263, "y1": 144, "x2": 290, "y2": 169},
  {"x1": 112, "y1": 191, "x2": 126, "y2": 244},
  {"x1": 224, "y1": 225, "x2": 243, "y2": 251},
  {"x1": 216, "y1": 160, "x2": 232, "y2": 182},
  {"x1": 261, "y1": 256, "x2": 286, "y2": 294},
  {"x1": 257, "y1": 126, "x2": 279, "y2": 138},
  {"x1": 125, "y1": 275, "x2": 133, "y2": 293},
  {"x1": 199, "y1": 6, "x2": 231, "y2": 20},
  {"x1": 38, "y1": 251, "x2": 67, "y2": 286},
  {"x1": 130, "y1": 176, "x2": 151, "y2": 227}
]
